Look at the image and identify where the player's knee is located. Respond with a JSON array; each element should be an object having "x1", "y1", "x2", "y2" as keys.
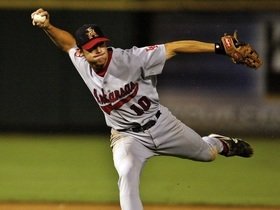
[
  {"x1": 116, "y1": 159, "x2": 142, "y2": 183},
  {"x1": 118, "y1": 165, "x2": 137, "y2": 180},
  {"x1": 116, "y1": 161, "x2": 142, "y2": 195}
]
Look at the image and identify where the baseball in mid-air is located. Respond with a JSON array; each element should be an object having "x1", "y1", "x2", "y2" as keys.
[{"x1": 33, "y1": 14, "x2": 46, "y2": 23}]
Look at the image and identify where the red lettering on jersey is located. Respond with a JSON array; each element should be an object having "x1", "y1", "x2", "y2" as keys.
[
  {"x1": 93, "y1": 82, "x2": 139, "y2": 114},
  {"x1": 145, "y1": 45, "x2": 158, "y2": 52}
]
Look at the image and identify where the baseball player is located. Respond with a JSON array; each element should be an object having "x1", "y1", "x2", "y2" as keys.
[{"x1": 31, "y1": 8, "x2": 261, "y2": 210}]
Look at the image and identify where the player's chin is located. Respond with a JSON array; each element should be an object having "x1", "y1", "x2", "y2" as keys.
[
  {"x1": 94, "y1": 57, "x2": 106, "y2": 65},
  {"x1": 90, "y1": 59, "x2": 106, "y2": 69}
]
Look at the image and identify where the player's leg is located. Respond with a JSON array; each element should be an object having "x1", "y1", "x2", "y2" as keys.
[
  {"x1": 151, "y1": 117, "x2": 221, "y2": 161},
  {"x1": 148, "y1": 106, "x2": 220, "y2": 161},
  {"x1": 111, "y1": 130, "x2": 155, "y2": 210},
  {"x1": 150, "y1": 105, "x2": 252, "y2": 161}
]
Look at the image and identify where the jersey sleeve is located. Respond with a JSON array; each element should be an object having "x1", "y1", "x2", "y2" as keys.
[
  {"x1": 68, "y1": 47, "x2": 88, "y2": 79},
  {"x1": 68, "y1": 47, "x2": 84, "y2": 68},
  {"x1": 133, "y1": 44, "x2": 166, "y2": 77}
]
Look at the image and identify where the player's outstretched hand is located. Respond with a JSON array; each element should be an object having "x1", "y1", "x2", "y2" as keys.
[{"x1": 31, "y1": 8, "x2": 50, "y2": 29}]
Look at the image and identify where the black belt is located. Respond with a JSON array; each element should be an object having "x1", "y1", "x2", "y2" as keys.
[{"x1": 118, "y1": 110, "x2": 161, "y2": 133}]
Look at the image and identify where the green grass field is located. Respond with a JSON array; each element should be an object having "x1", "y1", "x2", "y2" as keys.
[{"x1": 0, "y1": 134, "x2": 279, "y2": 206}]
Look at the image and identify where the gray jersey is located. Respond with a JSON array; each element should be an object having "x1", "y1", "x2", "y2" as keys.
[{"x1": 69, "y1": 45, "x2": 166, "y2": 130}]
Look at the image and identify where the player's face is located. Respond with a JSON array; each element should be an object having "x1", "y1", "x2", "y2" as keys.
[{"x1": 83, "y1": 42, "x2": 109, "y2": 71}]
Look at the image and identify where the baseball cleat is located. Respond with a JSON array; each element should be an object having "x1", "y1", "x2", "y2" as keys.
[{"x1": 209, "y1": 134, "x2": 253, "y2": 158}]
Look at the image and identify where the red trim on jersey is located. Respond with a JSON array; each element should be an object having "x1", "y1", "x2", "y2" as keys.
[
  {"x1": 97, "y1": 49, "x2": 112, "y2": 77},
  {"x1": 100, "y1": 83, "x2": 139, "y2": 114}
]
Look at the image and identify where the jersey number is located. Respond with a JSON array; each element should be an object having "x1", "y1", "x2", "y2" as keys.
[{"x1": 130, "y1": 96, "x2": 151, "y2": 116}]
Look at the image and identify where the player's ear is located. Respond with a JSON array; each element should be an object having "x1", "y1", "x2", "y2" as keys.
[
  {"x1": 74, "y1": 48, "x2": 84, "y2": 57},
  {"x1": 79, "y1": 48, "x2": 84, "y2": 55}
]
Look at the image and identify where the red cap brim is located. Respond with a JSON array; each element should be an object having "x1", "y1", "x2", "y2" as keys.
[{"x1": 82, "y1": 37, "x2": 109, "y2": 50}]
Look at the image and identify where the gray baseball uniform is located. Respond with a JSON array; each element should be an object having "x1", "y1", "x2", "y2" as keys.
[{"x1": 69, "y1": 44, "x2": 223, "y2": 210}]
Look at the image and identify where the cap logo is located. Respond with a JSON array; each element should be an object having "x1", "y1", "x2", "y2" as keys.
[{"x1": 86, "y1": 27, "x2": 99, "y2": 39}]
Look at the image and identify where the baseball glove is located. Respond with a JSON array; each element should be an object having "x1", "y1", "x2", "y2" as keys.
[{"x1": 219, "y1": 31, "x2": 262, "y2": 69}]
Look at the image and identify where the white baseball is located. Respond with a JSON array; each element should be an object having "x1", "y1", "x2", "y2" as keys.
[{"x1": 33, "y1": 14, "x2": 46, "y2": 23}]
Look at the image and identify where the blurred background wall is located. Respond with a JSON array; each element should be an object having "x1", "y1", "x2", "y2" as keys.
[{"x1": 0, "y1": 0, "x2": 280, "y2": 136}]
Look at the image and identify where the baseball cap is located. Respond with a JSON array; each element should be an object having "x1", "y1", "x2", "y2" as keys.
[{"x1": 75, "y1": 24, "x2": 109, "y2": 50}]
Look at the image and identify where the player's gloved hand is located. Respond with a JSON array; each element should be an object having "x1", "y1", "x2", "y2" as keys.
[
  {"x1": 215, "y1": 31, "x2": 262, "y2": 69},
  {"x1": 31, "y1": 8, "x2": 51, "y2": 29}
]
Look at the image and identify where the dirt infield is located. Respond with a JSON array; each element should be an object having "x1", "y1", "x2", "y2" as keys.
[{"x1": 0, "y1": 203, "x2": 279, "y2": 210}]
